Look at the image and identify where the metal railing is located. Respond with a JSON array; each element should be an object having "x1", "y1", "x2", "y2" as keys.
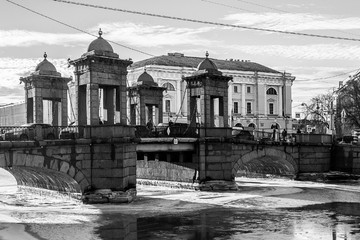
[
  {"x1": 0, "y1": 124, "x2": 135, "y2": 141},
  {"x1": 0, "y1": 125, "x2": 84, "y2": 141},
  {"x1": 134, "y1": 125, "x2": 199, "y2": 138},
  {"x1": 253, "y1": 129, "x2": 333, "y2": 144},
  {"x1": 0, "y1": 124, "x2": 334, "y2": 144}
]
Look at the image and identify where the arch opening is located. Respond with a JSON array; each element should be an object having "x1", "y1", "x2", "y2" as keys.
[
  {"x1": 236, "y1": 157, "x2": 296, "y2": 178},
  {"x1": 233, "y1": 150, "x2": 297, "y2": 179}
]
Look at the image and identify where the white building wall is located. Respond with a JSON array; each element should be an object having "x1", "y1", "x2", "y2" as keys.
[{"x1": 127, "y1": 64, "x2": 295, "y2": 131}]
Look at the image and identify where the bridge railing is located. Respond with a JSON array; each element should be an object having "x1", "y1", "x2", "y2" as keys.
[
  {"x1": 0, "y1": 124, "x2": 135, "y2": 141},
  {"x1": 0, "y1": 125, "x2": 63, "y2": 141},
  {"x1": 253, "y1": 129, "x2": 333, "y2": 144},
  {"x1": 134, "y1": 125, "x2": 199, "y2": 138}
]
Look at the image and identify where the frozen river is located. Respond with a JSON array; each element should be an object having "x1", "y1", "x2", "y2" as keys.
[{"x1": 0, "y1": 170, "x2": 359, "y2": 240}]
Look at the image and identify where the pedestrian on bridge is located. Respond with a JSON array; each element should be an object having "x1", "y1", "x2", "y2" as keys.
[
  {"x1": 282, "y1": 129, "x2": 287, "y2": 141},
  {"x1": 146, "y1": 119, "x2": 154, "y2": 131}
]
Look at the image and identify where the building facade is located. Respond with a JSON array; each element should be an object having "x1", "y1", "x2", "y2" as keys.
[{"x1": 128, "y1": 52, "x2": 295, "y2": 132}]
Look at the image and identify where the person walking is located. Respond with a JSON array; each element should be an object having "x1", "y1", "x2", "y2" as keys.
[
  {"x1": 282, "y1": 129, "x2": 287, "y2": 141},
  {"x1": 146, "y1": 119, "x2": 154, "y2": 131}
]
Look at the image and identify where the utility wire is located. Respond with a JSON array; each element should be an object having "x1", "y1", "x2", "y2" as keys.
[
  {"x1": 5, "y1": 0, "x2": 154, "y2": 57},
  {"x1": 296, "y1": 68, "x2": 360, "y2": 82},
  {"x1": 50, "y1": 0, "x2": 360, "y2": 42},
  {"x1": 232, "y1": 0, "x2": 288, "y2": 13},
  {"x1": 200, "y1": 0, "x2": 257, "y2": 12},
  {"x1": 231, "y1": 0, "x2": 360, "y2": 38},
  {"x1": 174, "y1": 85, "x2": 188, "y2": 123}
]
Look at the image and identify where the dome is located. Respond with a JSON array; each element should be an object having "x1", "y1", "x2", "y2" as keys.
[
  {"x1": 137, "y1": 70, "x2": 158, "y2": 86},
  {"x1": 197, "y1": 51, "x2": 218, "y2": 71},
  {"x1": 33, "y1": 53, "x2": 61, "y2": 76},
  {"x1": 87, "y1": 29, "x2": 114, "y2": 53}
]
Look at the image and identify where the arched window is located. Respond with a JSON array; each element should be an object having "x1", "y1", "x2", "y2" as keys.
[
  {"x1": 248, "y1": 123, "x2": 256, "y2": 128},
  {"x1": 162, "y1": 82, "x2": 175, "y2": 91},
  {"x1": 266, "y1": 88, "x2": 277, "y2": 95}
]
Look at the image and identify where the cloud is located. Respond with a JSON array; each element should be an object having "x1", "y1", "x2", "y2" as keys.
[
  {"x1": 0, "y1": 57, "x2": 72, "y2": 84},
  {"x1": 0, "y1": 30, "x2": 90, "y2": 47},
  {"x1": 278, "y1": 65, "x2": 354, "y2": 112},
  {"x1": 223, "y1": 13, "x2": 360, "y2": 32},
  {"x1": 225, "y1": 44, "x2": 360, "y2": 60},
  {"x1": 91, "y1": 22, "x2": 216, "y2": 47},
  {"x1": 0, "y1": 22, "x2": 216, "y2": 49}
]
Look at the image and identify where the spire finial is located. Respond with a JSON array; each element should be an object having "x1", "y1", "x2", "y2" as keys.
[
  {"x1": 205, "y1": 51, "x2": 209, "y2": 58},
  {"x1": 44, "y1": 52, "x2": 47, "y2": 59},
  {"x1": 98, "y1": 28, "x2": 103, "y2": 37},
  {"x1": 144, "y1": 67, "x2": 147, "y2": 72}
]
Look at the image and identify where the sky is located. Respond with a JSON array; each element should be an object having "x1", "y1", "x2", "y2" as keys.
[{"x1": 2, "y1": 0, "x2": 360, "y2": 116}]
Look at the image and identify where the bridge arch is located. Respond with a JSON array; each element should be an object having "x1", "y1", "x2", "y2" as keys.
[
  {"x1": 232, "y1": 148, "x2": 298, "y2": 178},
  {"x1": 0, "y1": 152, "x2": 90, "y2": 194}
]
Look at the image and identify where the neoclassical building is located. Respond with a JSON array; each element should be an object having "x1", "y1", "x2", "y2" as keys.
[{"x1": 128, "y1": 52, "x2": 295, "y2": 132}]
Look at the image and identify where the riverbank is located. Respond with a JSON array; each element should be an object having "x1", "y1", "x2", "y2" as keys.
[{"x1": 0, "y1": 177, "x2": 359, "y2": 239}]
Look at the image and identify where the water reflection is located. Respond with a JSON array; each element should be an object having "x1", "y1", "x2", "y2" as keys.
[
  {"x1": 96, "y1": 203, "x2": 360, "y2": 240},
  {"x1": 95, "y1": 215, "x2": 137, "y2": 240},
  {"x1": 0, "y1": 173, "x2": 359, "y2": 240}
]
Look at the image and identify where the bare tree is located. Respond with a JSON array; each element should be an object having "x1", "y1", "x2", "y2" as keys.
[
  {"x1": 336, "y1": 74, "x2": 360, "y2": 133},
  {"x1": 301, "y1": 91, "x2": 335, "y2": 133}
]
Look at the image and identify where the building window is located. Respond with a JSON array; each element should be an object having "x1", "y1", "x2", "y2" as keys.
[
  {"x1": 247, "y1": 86, "x2": 251, "y2": 93},
  {"x1": 269, "y1": 103, "x2": 274, "y2": 114},
  {"x1": 162, "y1": 82, "x2": 175, "y2": 91},
  {"x1": 246, "y1": 102, "x2": 252, "y2": 114},
  {"x1": 165, "y1": 100, "x2": 171, "y2": 113},
  {"x1": 266, "y1": 87, "x2": 277, "y2": 95},
  {"x1": 295, "y1": 113, "x2": 301, "y2": 118},
  {"x1": 234, "y1": 86, "x2": 238, "y2": 93},
  {"x1": 233, "y1": 102, "x2": 239, "y2": 114}
]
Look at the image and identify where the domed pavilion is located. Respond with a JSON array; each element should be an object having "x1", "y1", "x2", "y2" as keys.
[
  {"x1": 183, "y1": 51, "x2": 232, "y2": 128},
  {"x1": 20, "y1": 52, "x2": 71, "y2": 126},
  {"x1": 127, "y1": 69, "x2": 166, "y2": 125},
  {"x1": 69, "y1": 29, "x2": 132, "y2": 125}
]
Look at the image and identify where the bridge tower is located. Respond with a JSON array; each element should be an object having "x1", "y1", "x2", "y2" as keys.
[
  {"x1": 183, "y1": 52, "x2": 232, "y2": 129},
  {"x1": 69, "y1": 29, "x2": 132, "y2": 126},
  {"x1": 127, "y1": 70, "x2": 166, "y2": 125},
  {"x1": 182, "y1": 52, "x2": 234, "y2": 184},
  {"x1": 20, "y1": 53, "x2": 71, "y2": 125}
]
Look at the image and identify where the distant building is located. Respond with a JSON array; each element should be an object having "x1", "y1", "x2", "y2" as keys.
[
  {"x1": 128, "y1": 52, "x2": 295, "y2": 131},
  {"x1": 0, "y1": 102, "x2": 26, "y2": 125}
]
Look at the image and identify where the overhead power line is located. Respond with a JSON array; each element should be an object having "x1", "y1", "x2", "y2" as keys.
[
  {"x1": 50, "y1": 0, "x2": 360, "y2": 42},
  {"x1": 5, "y1": 0, "x2": 154, "y2": 57},
  {"x1": 297, "y1": 68, "x2": 360, "y2": 82},
  {"x1": 200, "y1": 0, "x2": 257, "y2": 13},
  {"x1": 207, "y1": 0, "x2": 360, "y2": 38},
  {"x1": 233, "y1": 0, "x2": 288, "y2": 13}
]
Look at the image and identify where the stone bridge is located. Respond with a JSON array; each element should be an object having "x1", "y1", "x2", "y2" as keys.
[
  {"x1": 1, "y1": 127, "x2": 358, "y2": 196},
  {"x1": 0, "y1": 125, "x2": 136, "y2": 197},
  {"x1": 136, "y1": 132, "x2": 335, "y2": 184}
]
